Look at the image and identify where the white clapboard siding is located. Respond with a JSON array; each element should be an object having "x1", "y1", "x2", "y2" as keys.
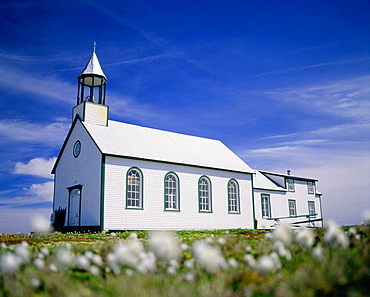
[
  {"x1": 73, "y1": 101, "x2": 108, "y2": 126},
  {"x1": 103, "y1": 156, "x2": 254, "y2": 230}
]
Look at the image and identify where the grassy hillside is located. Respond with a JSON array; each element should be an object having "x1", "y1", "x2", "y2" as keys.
[{"x1": 0, "y1": 224, "x2": 369, "y2": 297}]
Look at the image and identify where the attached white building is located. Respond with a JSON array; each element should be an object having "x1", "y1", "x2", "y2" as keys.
[
  {"x1": 51, "y1": 48, "x2": 323, "y2": 231},
  {"x1": 253, "y1": 170, "x2": 323, "y2": 228}
]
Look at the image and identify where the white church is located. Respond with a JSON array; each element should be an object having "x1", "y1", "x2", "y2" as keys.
[{"x1": 51, "y1": 48, "x2": 323, "y2": 232}]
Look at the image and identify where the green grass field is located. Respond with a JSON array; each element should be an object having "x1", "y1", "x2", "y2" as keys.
[{"x1": 0, "y1": 223, "x2": 369, "y2": 297}]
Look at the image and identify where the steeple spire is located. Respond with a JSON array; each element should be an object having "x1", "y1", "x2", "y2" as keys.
[{"x1": 77, "y1": 43, "x2": 107, "y2": 105}]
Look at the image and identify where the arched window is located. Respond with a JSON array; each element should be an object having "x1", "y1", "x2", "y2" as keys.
[
  {"x1": 199, "y1": 176, "x2": 212, "y2": 212},
  {"x1": 164, "y1": 172, "x2": 180, "y2": 211},
  {"x1": 126, "y1": 168, "x2": 143, "y2": 209},
  {"x1": 228, "y1": 179, "x2": 240, "y2": 213}
]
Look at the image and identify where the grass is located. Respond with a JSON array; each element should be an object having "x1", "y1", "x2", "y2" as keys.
[{"x1": 0, "y1": 225, "x2": 369, "y2": 297}]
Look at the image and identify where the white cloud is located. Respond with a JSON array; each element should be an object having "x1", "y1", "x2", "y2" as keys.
[
  {"x1": 0, "y1": 181, "x2": 54, "y2": 208},
  {"x1": 14, "y1": 157, "x2": 56, "y2": 179},
  {"x1": 26, "y1": 182, "x2": 54, "y2": 202},
  {"x1": 0, "y1": 119, "x2": 69, "y2": 145}
]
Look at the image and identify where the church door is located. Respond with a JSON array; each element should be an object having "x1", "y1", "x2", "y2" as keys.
[{"x1": 69, "y1": 188, "x2": 81, "y2": 226}]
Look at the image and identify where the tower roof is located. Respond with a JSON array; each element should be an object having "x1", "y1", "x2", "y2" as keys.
[{"x1": 79, "y1": 45, "x2": 107, "y2": 80}]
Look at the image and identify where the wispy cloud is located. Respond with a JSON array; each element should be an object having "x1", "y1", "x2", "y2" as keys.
[
  {"x1": 0, "y1": 119, "x2": 69, "y2": 145},
  {"x1": 251, "y1": 57, "x2": 370, "y2": 78},
  {"x1": 1, "y1": 66, "x2": 76, "y2": 103},
  {"x1": 107, "y1": 53, "x2": 175, "y2": 66},
  {"x1": 254, "y1": 75, "x2": 370, "y2": 121}
]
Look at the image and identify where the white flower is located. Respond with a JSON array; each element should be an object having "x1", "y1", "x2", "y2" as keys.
[
  {"x1": 205, "y1": 236, "x2": 214, "y2": 244},
  {"x1": 167, "y1": 266, "x2": 177, "y2": 275},
  {"x1": 184, "y1": 272, "x2": 195, "y2": 282},
  {"x1": 311, "y1": 246, "x2": 324, "y2": 261},
  {"x1": 192, "y1": 241, "x2": 227, "y2": 274},
  {"x1": 125, "y1": 269, "x2": 134, "y2": 276},
  {"x1": 110, "y1": 232, "x2": 116, "y2": 237},
  {"x1": 76, "y1": 255, "x2": 90, "y2": 270},
  {"x1": 324, "y1": 220, "x2": 349, "y2": 248},
  {"x1": 148, "y1": 232, "x2": 180, "y2": 261},
  {"x1": 88, "y1": 265, "x2": 100, "y2": 276},
  {"x1": 256, "y1": 255, "x2": 275, "y2": 274},
  {"x1": 217, "y1": 237, "x2": 226, "y2": 245},
  {"x1": 184, "y1": 258, "x2": 195, "y2": 270},
  {"x1": 272, "y1": 223, "x2": 292, "y2": 247},
  {"x1": 273, "y1": 241, "x2": 292, "y2": 260},
  {"x1": 128, "y1": 233, "x2": 138, "y2": 241},
  {"x1": 31, "y1": 216, "x2": 52, "y2": 234},
  {"x1": 33, "y1": 258, "x2": 45, "y2": 270},
  {"x1": 37, "y1": 253, "x2": 45, "y2": 259},
  {"x1": 0, "y1": 252, "x2": 22, "y2": 274},
  {"x1": 31, "y1": 279, "x2": 41, "y2": 288},
  {"x1": 180, "y1": 243, "x2": 189, "y2": 251},
  {"x1": 91, "y1": 254, "x2": 103, "y2": 267},
  {"x1": 362, "y1": 209, "x2": 370, "y2": 224},
  {"x1": 0, "y1": 243, "x2": 6, "y2": 249},
  {"x1": 243, "y1": 254, "x2": 256, "y2": 268},
  {"x1": 113, "y1": 240, "x2": 144, "y2": 268},
  {"x1": 256, "y1": 252, "x2": 281, "y2": 274},
  {"x1": 15, "y1": 244, "x2": 31, "y2": 264},
  {"x1": 48, "y1": 263, "x2": 58, "y2": 273},
  {"x1": 107, "y1": 252, "x2": 118, "y2": 270},
  {"x1": 245, "y1": 245, "x2": 252, "y2": 252},
  {"x1": 228, "y1": 258, "x2": 238, "y2": 268},
  {"x1": 296, "y1": 227, "x2": 315, "y2": 249},
  {"x1": 169, "y1": 259, "x2": 179, "y2": 268},
  {"x1": 136, "y1": 251, "x2": 156, "y2": 274},
  {"x1": 265, "y1": 232, "x2": 273, "y2": 240},
  {"x1": 55, "y1": 248, "x2": 75, "y2": 268},
  {"x1": 84, "y1": 251, "x2": 93, "y2": 259},
  {"x1": 40, "y1": 247, "x2": 50, "y2": 257},
  {"x1": 347, "y1": 227, "x2": 357, "y2": 236}
]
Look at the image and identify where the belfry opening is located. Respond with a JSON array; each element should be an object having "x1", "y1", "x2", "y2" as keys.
[{"x1": 77, "y1": 43, "x2": 107, "y2": 105}]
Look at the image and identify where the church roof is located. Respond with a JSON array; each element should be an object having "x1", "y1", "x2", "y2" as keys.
[
  {"x1": 79, "y1": 51, "x2": 107, "y2": 80},
  {"x1": 83, "y1": 120, "x2": 254, "y2": 174},
  {"x1": 253, "y1": 170, "x2": 286, "y2": 191}
]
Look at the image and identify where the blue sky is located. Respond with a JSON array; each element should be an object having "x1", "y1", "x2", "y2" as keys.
[{"x1": 0, "y1": 0, "x2": 369, "y2": 233}]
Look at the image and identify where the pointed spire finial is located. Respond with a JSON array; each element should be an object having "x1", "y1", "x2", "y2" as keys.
[{"x1": 93, "y1": 42, "x2": 97, "y2": 53}]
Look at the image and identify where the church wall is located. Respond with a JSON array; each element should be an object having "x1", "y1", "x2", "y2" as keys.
[
  {"x1": 103, "y1": 156, "x2": 254, "y2": 231},
  {"x1": 53, "y1": 120, "x2": 102, "y2": 227}
]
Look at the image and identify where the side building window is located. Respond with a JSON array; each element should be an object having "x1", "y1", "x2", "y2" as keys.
[
  {"x1": 228, "y1": 179, "x2": 240, "y2": 213},
  {"x1": 164, "y1": 172, "x2": 180, "y2": 211},
  {"x1": 308, "y1": 201, "x2": 316, "y2": 216},
  {"x1": 288, "y1": 199, "x2": 297, "y2": 216},
  {"x1": 261, "y1": 194, "x2": 271, "y2": 218},
  {"x1": 307, "y1": 181, "x2": 315, "y2": 194},
  {"x1": 126, "y1": 167, "x2": 143, "y2": 209},
  {"x1": 286, "y1": 179, "x2": 295, "y2": 192},
  {"x1": 199, "y1": 176, "x2": 212, "y2": 212}
]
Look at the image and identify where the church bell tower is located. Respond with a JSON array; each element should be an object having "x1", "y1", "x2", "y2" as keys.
[{"x1": 73, "y1": 43, "x2": 109, "y2": 126}]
